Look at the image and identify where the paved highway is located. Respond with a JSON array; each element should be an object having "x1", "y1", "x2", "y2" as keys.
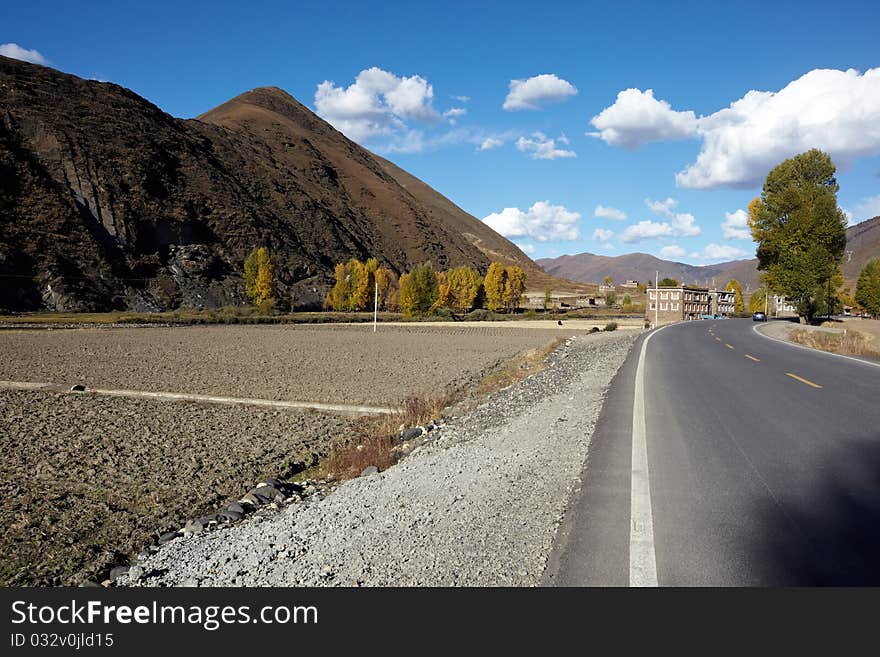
[{"x1": 545, "y1": 319, "x2": 880, "y2": 586}]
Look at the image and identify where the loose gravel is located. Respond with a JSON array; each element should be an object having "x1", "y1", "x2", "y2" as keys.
[
  {"x1": 0, "y1": 325, "x2": 572, "y2": 406},
  {"x1": 0, "y1": 391, "x2": 353, "y2": 586},
  {"x1": 125, "y1": 330, "x2": 638, "y2": 587}
]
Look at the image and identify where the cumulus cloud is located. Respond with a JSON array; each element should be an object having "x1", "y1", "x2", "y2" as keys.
[
  {"x1": 591, "y1": 68, "x2": 880, "y2": 188},
  {"x1": 483, "y1": 201, "x2": 581, "y2": 242},
  {"x1": 443, "y1": 107, "x2": 467, "y2": 125},
  {"x1": 622, "y1": 197, "x2": 700, "y2": 242},
  {"x1": 515, "y1": 242, "x2": 536, "y2": 255},
  {"x1": 503, "y1": 73, "x2": 578, "y2": 111},
  {"x1": 678, "y1": 68, "x2": 880, "y2": 188},
  {"x1": 645, "y1": 197, "x2": 678, "y2": 217},
  {"x1": 722, "y1": 209, "x2": 751, "y2": 240},
  {"x1": 594, "y1": 205, "x2": 627, "y2": 221},
  {"x1": 516, "y1": 132, "x2": 576, "y2": 160},
  {"x1": 589, "y1": 89, "x2": 697, "y2": 149},
  {"x1": 315, "y1": 67, "x2": 440, "y2": 142},
  {"x1": 854, "y1": 194, "x2": 880, "y2": 222},
  {"x1": 593, "y1": 228, "x2": 614, "y2": 242},
  {"x1": 0, "y1": 43, "x2": 48, "y2": 65},
  {"x1": 689, "y1": 243, "x2": 750, "y2": 262},
  {"x1": 621, "y1": 220, "x2": 674, "y2": 243},
  {"x1": 659, "y1": 245, "x2": 687, "y2": 259},
  {"x1": 479, "y1": 137, "x2": 504, "y2": 151}
]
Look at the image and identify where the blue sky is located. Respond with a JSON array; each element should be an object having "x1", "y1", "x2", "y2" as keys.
[{"x1": 4, "y1": 0, "x2": 879, "y2": 264}]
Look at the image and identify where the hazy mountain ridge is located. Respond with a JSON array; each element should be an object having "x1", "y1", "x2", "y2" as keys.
[{"x1": 538, "y1": 216, "x2": 880, "y2": 292}]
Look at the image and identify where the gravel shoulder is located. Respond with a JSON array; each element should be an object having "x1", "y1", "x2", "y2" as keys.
[{"x1": 126, "y1": 330, "x2": 638, "y2": 587}]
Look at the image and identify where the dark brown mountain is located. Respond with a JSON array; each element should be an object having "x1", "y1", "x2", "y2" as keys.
[
  {"x1": 0, "y1": 56, "x2": 565, "y2": 312},
  {"x1": 538, "y1": 215, "x2": 880, "y2": 293}
]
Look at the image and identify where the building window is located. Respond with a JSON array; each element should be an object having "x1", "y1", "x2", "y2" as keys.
[
  {"x1": 660, "y1": 302, "x2": 668, "y2": 310},
  {"x1": 650, "y1": 302, "x2": 656, "y2": 310},
  {"x1": 649, "y1": 291, "x2": 657, "y2": 299},
  {"x1": 671, "y1": 303, "x2": 679, "y2": 311},
  {"x1": 671, "y1": 292, "x2": 680, "y2": 300},
  {"x1": 661, "y1": 291, "x2": 668, "y2": 300}
]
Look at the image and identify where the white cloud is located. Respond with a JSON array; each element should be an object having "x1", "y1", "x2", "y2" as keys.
[
  {"x1": 600, "y1": 243, "x2": 616, "y2": 251},
  {"x1": 453, "y1": 95, "x2": 470, "y2": 103},
  {"x1": 515, "y1": 242, "x2": 536, "y2": 255},
  {"x1": 689, "y1": 243, "x2": 750, "y2": 263},
  {"x1": 503, "y1": 73, "x2": 578, "y2": 111},
  {"x1": 593, "y1": 228, "x2": 614, "y2": 242},
  {"x1": 592, "y1": 69, "x2": 880, "y2": 188},
  {"x1": 678, "y1": 68, "x2": 880, "y2": 188},
  {"x1": 443, "y1": 108, "x2": 467, "y2": 118},
  {"x1": 589, "y1": 89, "x2": 697, "y2": 149},
  {"x1": 624, "y1": 197, "x2": 700, "y2": 242},
  {"x1": 483, "y1": 201, "x2": 581, "y2": 242},
  {"x1": 516, "y1": 132, "x2": 576, "y2": 160},
  {"x1": 722, "y1": 209, "x2": 751, "y2": 240},
  {"x1": 620, "y1": 220, "x2": 674, "y2": 243},
  {"x1": 843, "y1": 208, "x2": 855, "y2": 227},
  {"x1": 645, "y1": 197, "x2": 678, "y2": 217},
  {"x1": 314, "y1": 67, "x2": 440, "y2": 142},
  {"x1": 594, "y1": 205, "x2": 627, "y2": 221},
  {"x1": 0, "y1": 43, "x2": 48, "y2": 65},
  {"x1": 659, "y1": 245, "x2": 687, "y2": 259},
  {"x1": 479, "y1": 137, "x2": 504, "y2": 151},
  {"x1": 854, "y1": 194, "x2": 880, "y2": 222}
]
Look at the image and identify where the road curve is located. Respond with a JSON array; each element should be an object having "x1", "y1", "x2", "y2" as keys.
[{"x1": 545, "y1": 319, "x2": 880, "y2": 586}]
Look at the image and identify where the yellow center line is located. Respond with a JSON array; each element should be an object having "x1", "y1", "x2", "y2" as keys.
[
  {"x1": 786, "y1": 372, "x2": 823, "y2": 389},
  {"x1": 725, "y1": 343, "x2": 735, "y2": 350},
  {"x1": 745, "y1": 354, "x2": 760, "y2": 362}
]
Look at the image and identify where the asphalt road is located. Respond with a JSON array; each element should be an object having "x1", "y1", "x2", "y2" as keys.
[{"x1": 545, "y1": 319, "x2": 880, "y2": 586}]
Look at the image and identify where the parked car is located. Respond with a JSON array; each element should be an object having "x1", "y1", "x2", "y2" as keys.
[{"x1": 752, "y1": 312, "x2": 767, "y2": 321}]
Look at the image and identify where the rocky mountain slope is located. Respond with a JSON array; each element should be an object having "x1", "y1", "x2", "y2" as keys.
[
  {"x1": 539, "y1": 216, "x2": 880, "y2": 291},
  {"x1": 0, "y1": 56, "x2": 561, "y2": 312}
]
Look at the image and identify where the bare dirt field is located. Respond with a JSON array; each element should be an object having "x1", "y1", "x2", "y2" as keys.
[
  {"x1": 0, "y1": 324, "x2": 576, "y2": 406},
  {"x1": 0, "y1": 324, "x2": 579, "y2": 586},
  {"x1": 0, "y1": 390, "x2": 355, "y2": 586}
]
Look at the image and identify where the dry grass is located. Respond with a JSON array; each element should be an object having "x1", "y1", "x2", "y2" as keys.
[
  {"x1": 789, "y1": 328, "x2": 880, "y2": 357},
  {"x1": 0, "y1": 309, "x2": 402, "y2": 326},
  {"x1": 477, "y1": 337, "x2": 566, "y2": 395},
  {"x1": 325, "y1": 389, "x2": 461, "y2": 481}
]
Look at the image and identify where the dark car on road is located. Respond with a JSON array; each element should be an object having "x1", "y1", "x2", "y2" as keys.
[{"x1": 752, "y1": 311, "x2": 767, "y2": 321}]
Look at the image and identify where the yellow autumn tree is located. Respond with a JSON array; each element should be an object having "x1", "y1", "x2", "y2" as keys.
[
  {"x1": 484, "y1": 262, "x2": 507, "y2": 311},
  {"x1": 434, "y1": 271, "x2": 453, "y2": 309},
  {"x1": 725, "y1": 279, "x2": 745, "y2": 314},
  {"x1": 447, "y1": 266, "x2": 482, "y2": 312},
  {"x1": 243, "y1": 247, "x2": 275, "y2": 312},
  {"x1": 503, "y1": 266, "x2": 526, "y2": 311}
]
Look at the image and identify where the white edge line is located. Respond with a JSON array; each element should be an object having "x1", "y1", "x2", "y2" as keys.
[
  {"x1": 752, "y1": 324, "x2": 880, "y2": 370},
  {"x1": 0, "y1": 380, "x2": 398, "y2": 415},
  {"x1": 630, "y1": 324, "x2": 669, "y2": 587}
]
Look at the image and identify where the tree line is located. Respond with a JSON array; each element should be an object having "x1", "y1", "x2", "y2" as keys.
[{"x1": 326, "y1": 258, "x2": 526, "y2": 317}]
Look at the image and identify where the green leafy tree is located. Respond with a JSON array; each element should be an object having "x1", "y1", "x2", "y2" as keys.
[
  {"x1": 725, "y1": 279, "x2": 745, "y2": 314},
  {"x1": 658, "y1": 277, "x2": 680, "y2": 287},
  {"x1": 543, "y1": 287, "x2": 552, "y2": 311},
  {"x1": 243, "y1": 247, "x2": 275, "y2": 312},
  {"x1": 855, "y1": 259, "x2": 880, "y2": 317},
  {"x1": 605, "y1": 290, "x2": 617, "y2": 305},
  {"x1": 748, "y1": 149, "x2": 847, "y2": 323},
  {"x1": 399, "y1": 263, "x2": 439, "y2": 317},
  {"x1": 603, "y1": 275, "x2": 613, "y2": 286}
]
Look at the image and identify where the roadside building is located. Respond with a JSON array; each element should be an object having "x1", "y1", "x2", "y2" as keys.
[
  {"x1": 621, "y1": 280, "x2": 639, "y2": 289},
  {"x1": 646, "y1": 285, "x2": 734, "y2": 326}
]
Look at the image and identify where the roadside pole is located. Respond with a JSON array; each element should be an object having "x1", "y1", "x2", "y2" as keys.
[
  {"x1": 373, "y1": 281, "x2": 378, "y2": 333},
  {"x1": 654, "y1": 270, "x2": 659, "y2": 328}
]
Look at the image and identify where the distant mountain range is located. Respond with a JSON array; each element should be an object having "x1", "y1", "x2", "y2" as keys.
[
  {"x1": 0, "y1": 55, "x2": 584, "y2": 312},
  {"x1": 538, "y1": 215, "x2": 880, "y2": 293}
]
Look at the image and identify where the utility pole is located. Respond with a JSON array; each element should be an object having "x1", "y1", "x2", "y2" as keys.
[
  {"x1": 373, "y1": 281, "x2": 378, "y2": 333},
  {"x1": 655, "y1": 270, "x2": 659, "y2": 328}
]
